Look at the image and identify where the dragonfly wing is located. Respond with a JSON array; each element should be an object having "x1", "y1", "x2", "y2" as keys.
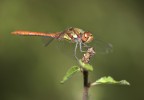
[
  {"x1": 42, "y1": 37, "x2": 55, "y2": 46},
  {"x1": 89, "y1": 38, "x2": 113, "y2": 54},
  {"x1": 42, "y1": 31, "x2": 66, "y2": 46}
]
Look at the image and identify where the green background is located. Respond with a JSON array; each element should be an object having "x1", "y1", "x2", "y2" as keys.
[{"x1": 0, "y1": 0, "x2": 144, "y2": 100}]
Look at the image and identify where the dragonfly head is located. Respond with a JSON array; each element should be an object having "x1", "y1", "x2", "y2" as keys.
[{"x1": 81, "y1": 32, "x2": 93, "y2": 43}]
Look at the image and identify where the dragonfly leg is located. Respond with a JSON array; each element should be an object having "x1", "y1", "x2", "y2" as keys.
[
  {"x1": 82, "y1": 43, "x2": 90, "y2": 48},
  {"x1": 74, "y1": 42, "x2": 79, "y2": 61},
  {"x1": 79, "y1": 42, "x2": 86, "y2": 52}
]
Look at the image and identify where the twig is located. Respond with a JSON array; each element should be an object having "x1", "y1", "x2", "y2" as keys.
[{"x1": 81, "y1": 47, "x2": 95, "y2": 100}]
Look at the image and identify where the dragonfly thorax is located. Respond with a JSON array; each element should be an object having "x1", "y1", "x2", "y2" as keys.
[{"x1": 63, "y1": 28, "x2": 93, "y2": 44}]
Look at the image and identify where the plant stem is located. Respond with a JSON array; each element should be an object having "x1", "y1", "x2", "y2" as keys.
[
  {"x1": 81, "y1": 47, "x2": 95, "y2": 100},
  {"x1": 82, "y1": 70, "x2": 89, "y2": 100}
]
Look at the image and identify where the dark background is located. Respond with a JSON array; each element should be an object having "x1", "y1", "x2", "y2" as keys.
[{"x1": 0, "y1": 0, "x2": 144, "y2": 100}]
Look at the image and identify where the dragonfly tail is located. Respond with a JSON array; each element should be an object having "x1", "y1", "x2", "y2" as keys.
[{"x1": 11, "y1": 31, "x2": 60, "y2": 38}]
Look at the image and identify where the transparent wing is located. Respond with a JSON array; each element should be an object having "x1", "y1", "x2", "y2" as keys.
[
  {"x1": 41, "y1": 31, "x2": 65, "y2": 47},
  {"x1": 88, "y1": 38, "x2": 113, "y2": 54},
  {"x1": 42, "y1": 36, "x2": 55, "y2": 46}
]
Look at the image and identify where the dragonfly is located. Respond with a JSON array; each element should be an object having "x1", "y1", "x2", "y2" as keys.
[{"x1": 11, "y1": 27, "x2": 112, "y2": 60}]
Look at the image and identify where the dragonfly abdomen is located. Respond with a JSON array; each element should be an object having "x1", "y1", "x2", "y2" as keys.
[{"x1": 11, "y1": 31, "x2": 60, "y2": 38}]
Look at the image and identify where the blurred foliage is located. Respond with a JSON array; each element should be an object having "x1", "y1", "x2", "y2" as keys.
[
  {"x1": 0, "y1": 0, "x2": 144, "y2": 100},
  {"x1": 92, "y1": 76, "x2": 130, "y2": 86},
  {"x1": 61, "y1": 66, "x2": 80, "y2": 84}
]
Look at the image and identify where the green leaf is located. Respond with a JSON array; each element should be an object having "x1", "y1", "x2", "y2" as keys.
[
  {"x1": 91, "y1": 76, "x2": 130, "y2": 86},
  {"x1": 60, "y1": 66, "x2": 80, "y2": 84},
  {"x1": 79, "y1": 60, "x2": 93, "y2": 71}
]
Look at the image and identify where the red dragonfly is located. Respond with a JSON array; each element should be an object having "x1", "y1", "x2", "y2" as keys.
[{"x1": 12, "y1": 27, "x2": 112, "y2": 60}]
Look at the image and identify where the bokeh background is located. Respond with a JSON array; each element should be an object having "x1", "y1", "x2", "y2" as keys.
[{"x1": 0, "y1": 0, "x2": 144, "y2": 100}]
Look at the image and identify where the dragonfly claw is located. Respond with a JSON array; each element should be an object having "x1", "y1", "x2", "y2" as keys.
[
  {"x1": 80, "y1": 50, "x2": 86, "y2": 52},
  {"x1": 82, "y1": 43, "x2": 90, "y2": 48}
]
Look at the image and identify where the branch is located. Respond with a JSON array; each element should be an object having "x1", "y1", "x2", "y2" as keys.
[{"x1": 81, "y1": 47, "x2": 95, "y2": 100}]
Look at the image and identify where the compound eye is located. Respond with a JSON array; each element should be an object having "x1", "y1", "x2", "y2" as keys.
[{"x1": 84, "y1": 33, "x2": 88, "y2": 38}]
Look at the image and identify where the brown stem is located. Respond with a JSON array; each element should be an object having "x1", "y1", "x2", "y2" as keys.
[
  {"x1": 81, "y1": 47, "x2": 95, "y2": 100},
  {"x1": 82, "y1": 70, "x2": 89, "y2": 100}
]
